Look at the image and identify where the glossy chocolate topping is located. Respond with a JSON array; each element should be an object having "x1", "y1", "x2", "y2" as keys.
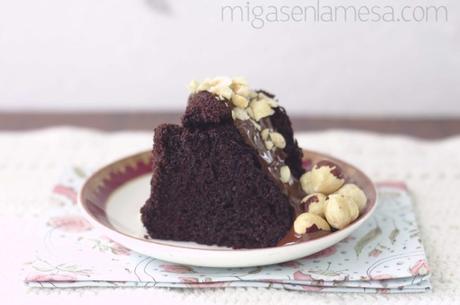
[
  {"x1": 222, "y1": 99, "x2": 331, "y2": 246},
  {"x1": 232, "y1": 117, "x2": 305, "y2": 213}
]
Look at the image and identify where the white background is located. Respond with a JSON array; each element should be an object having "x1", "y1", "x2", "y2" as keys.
[{"x1": 0, "y1": 0, "x2": 458, "y2": 116}]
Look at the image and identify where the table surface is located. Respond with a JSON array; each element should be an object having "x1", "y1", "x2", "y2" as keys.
[
  {"x1": 1, "y1": 112, "x2": 460, "y2": 139},
  {"x1": 2, "y1": 127, "x2": 460, "y2": 304}
]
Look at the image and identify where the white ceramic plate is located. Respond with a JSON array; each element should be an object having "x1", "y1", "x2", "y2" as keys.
[{"x1": 78, "y1": 150, "x2": 377, "y2": 268}]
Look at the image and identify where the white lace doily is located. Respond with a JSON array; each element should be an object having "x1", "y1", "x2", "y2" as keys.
[{"x1": 1, "y1": 127, "x2": 459, "y2": 304}]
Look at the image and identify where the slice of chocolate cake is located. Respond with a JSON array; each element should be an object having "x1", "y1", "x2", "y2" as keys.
[{"x1": 140, "y1": 77, "x2": 305, "y2": 249}]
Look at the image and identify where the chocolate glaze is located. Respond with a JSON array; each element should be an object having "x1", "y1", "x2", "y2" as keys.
[
  {"x1": 226, "y1": 100, "x2": 331, "y2": 246},
  {"x1": 232, "y1": 116, "x2": 304, "y2": 212},
  {"x1": 277, "y1": 228, "x2": 331, "y2": 246}
]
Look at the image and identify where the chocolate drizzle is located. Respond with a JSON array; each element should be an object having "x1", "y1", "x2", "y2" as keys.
[
  {"x1": 233, "y1": 117, "x2": 304, "y2": 212},
  {"x1": 224, "y1": 100, "x2": 331, "y2": 246},
  {"x1": 277, "y1": 228, "x2": 331, "y2": 246}
]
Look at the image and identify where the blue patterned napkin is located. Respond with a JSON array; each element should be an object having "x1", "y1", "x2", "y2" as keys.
[{"x1": 24, "y1": 168, "x2": 431, "y2": 293}]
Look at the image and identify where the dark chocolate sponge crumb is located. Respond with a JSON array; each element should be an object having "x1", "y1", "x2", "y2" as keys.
[
  {"x1": 141, "y1": 91, "x2": 302, "y2": 249},
  {"x1": 182, "y1": 91, "x2": 232, "y2": 128}
]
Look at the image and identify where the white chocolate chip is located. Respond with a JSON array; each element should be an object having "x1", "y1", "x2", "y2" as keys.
[
  {"x1": 250, "y1": 100, "x2": 275, "y2": 121},
  {"x1": 301, "y1": 193, "x2": 327, "y2": 217},
  {"x1": 232, "y1": 108, "x2": 249, "y2": 121},
  {"x1": 335, "y1": 184, "x2": 367, "y2": 213},
  {"x1": 324, "y1": 194, "x2": 359, "y2": 229},
  {"x1": 270, "y1": 132, "x2": 286, "y2": 149},
  {"x1": 293, "y1": 213, "x2": 331, "y2": 235},
  {"x1": 300, "y1": 163, "x2": 345, "y2": 195},
  {"x1": 280, "y1": 166, "x2": 291, "y2": 183},
  {"x1": 261, "y1": 128, "x2": 270, "y2": 141},
  {"x1": 231, "y1": 94, "x2": 249, "y2": 108}
]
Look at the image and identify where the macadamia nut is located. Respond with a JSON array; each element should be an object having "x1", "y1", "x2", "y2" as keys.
[
  {"x1": 293, "y1": 212, "x2": 331, "y2": 235},
  {"x1": 261, "y1": 128, "x2": 270, "y2": 141},
  {"x1": 324, "y1": 194, "x2": 359, "y2": 229},
  {"x1": 280, "y1": 165, "x2": 291, "y2": 183},
  {"x1": 301, "y1": 193, "x2": 327, "y2": 217},
  {"x1": 270, "y1": 132, "x2": 286, "y2": 149},
  {"x1": 232, "y1": 108, "x2": 249, "y2": 121},
  {"x1": 335, "y1": 183, "x2": 367, "y2": 213},
  {"x1": 250, "y1": 99, "x2": 275, "y2": 121},
  {"x1": 231, "y1": 94, "x2": 249, "y2": 108},
  {"x1": 235, "y1": 85, "x2": 250, "y2": 97},
  {"x1": 300, "y1": 161, "x2": 345, "y2": 195},
  {"x1": 264, "y1": 140, "x2": 274, "y2": 150}
]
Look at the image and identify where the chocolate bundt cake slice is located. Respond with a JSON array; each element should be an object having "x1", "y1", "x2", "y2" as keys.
[{"x1": 141, "y1": 77, "x2": 305, "y2": 249}]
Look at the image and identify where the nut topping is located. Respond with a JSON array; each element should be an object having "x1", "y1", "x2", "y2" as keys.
[
  {"x1": 301, "y1": 193, "x2": 327, "y2": 217},
  {"x1": 300, "y1": 161, "x2": 345, "y2": 194},
  {"x1": 270, "y1": 132, "x2": 286, "y2": 149},
  {"x1": 280, "y1": 166, "x2": 291, "y2": 183},
  {"x1": 293, "y1": 213, "x2": 331, "y2": 235},
  {"x1": 324, "y1": 194, "x2": 359, "y2": 229},
  {"x1": 209, "y1": 85, "x2": 233, "y2": 100},
  {"x1": 188, "y1": 77, "x2": 369, "y2": 237},
  {"x1": 250, "y1": 99, "x2": 275, "y2": 121},
  {"x1": 231, "y1": 94, "x2": 249, "y2": 108},
  {"x1": 235, "y1": 85, "x2": 250, "y2": 97},
  {"x1": 261, "y1": 128, "x2": 270, "y2": 141},
  {"x1": 335, "y1": 183, "x2": 367, "y2": 212},
  {"x1": 264, "y1": 140, "x2": 274, "y2": 150},
  {"x1": 232, "y1": 108, "x2": 249, "y2": 121}
]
